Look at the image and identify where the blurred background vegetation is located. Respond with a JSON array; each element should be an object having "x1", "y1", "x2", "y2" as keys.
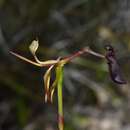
[{"x1": 0, "y1": 0, "x2": 130, "y2": 130}]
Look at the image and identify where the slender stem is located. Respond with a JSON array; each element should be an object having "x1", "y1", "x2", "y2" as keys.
[{"x1": 57, "y1": 66, "x2": 64, "y2": 130}]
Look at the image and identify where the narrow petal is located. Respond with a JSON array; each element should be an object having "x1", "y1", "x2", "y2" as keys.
[
  {"x1": 50, "y1": 79, "x2": 58, "y2": 103},
  {"x1": 10, "y1": 51, "x2": 42, "y2": 67},
  {"x1": 44, "y1": 65, "x2": 54, "y2": 102}
]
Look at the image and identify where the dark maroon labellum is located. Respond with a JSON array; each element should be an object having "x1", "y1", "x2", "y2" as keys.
[{"x1": 105, "y1": 45, "x2": 127, "y2": 84}]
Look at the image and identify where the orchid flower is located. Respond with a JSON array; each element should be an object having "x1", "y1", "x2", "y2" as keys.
[{"x1": 10, "y1": 40, "x2": 105, "y2": 130}]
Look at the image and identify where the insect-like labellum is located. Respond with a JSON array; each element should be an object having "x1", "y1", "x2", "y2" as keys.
[{"x1": 105, "y1": 45, "x2": 126, "y2": 84}]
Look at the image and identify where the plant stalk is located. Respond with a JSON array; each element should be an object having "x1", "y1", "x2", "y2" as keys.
[{"x1": 57, "y1": 66, "x2": 64, "y2": 130}]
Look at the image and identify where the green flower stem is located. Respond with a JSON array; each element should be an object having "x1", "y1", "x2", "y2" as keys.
[{"x1": 57, "y1": 66, "x2": 64, "y2": 130}]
